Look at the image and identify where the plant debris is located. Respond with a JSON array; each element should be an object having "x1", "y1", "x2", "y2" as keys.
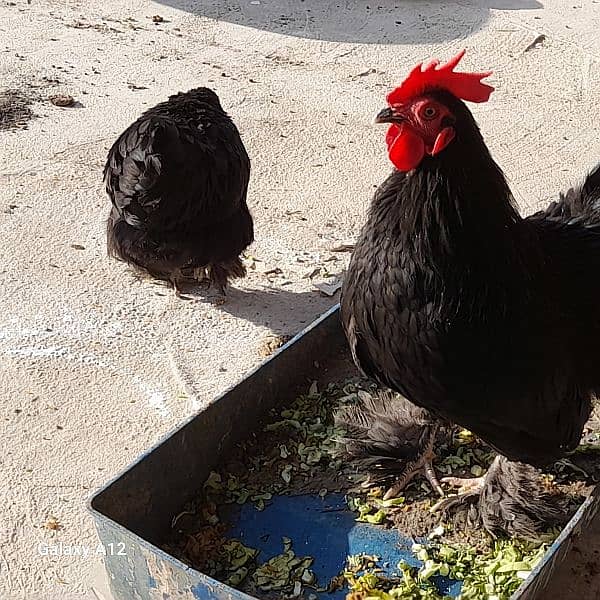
[
  {"x1": 329, "y1": 243, "x2": 355, "y2": 253},
  {"x1": 164, "y1": 380, "x2": 372, "y2": 596},
  {"x1": 523, "y1": 34, "x2": 546, "y2": 53},
  {"x1": 314, "y1": 276, "x2": 343, "y2": 297},
  {"x1": 253, "y1": 537, "x2": 316, "y2": 594},
  {"x1": 343, "y1": 538, "x2": 551, "y2": 599},
  {"x1": 258, "y1": 334, "x2": 292, "y2": 357},
  {"x1": 44, "y1": 516, "x2": 61, "y2": 531},
  {"x1": 127, "y1": 82, "x2": 149, "y2": 91}
]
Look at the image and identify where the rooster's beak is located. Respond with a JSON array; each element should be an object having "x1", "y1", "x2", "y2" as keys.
[{"x1": 374, "y1": 107, "x2": 398, "y2": 124}]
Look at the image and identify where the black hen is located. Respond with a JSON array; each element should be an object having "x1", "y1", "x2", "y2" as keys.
[
  {"x1": 104, "y1": 87, "x2": 253, "y2": 295},
  {"x1": 340, "y1": 51, "x2": 600, "y2": 535}
]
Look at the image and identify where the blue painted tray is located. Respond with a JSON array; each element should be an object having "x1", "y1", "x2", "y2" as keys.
[{"x1": 89, "y1": 305, "x2": 600, "y2": 600}]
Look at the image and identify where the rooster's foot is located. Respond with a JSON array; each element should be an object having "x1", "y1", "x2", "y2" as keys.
[
  {"x1": 430, "y1": 475, "x2": 485, "y2": 512},
  {"x1": 374, "y1": 449, "x2": 444, "y2": 500}
]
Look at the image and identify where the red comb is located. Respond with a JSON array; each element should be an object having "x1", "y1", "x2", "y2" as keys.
[{"x1": 387, "y1": 49, "x2": 494, "y2": 105}]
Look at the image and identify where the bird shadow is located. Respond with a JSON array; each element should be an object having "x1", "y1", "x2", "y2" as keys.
[
  {"x1": 155, "y1": 0, "x2": 543, "y2": 45},
  {"x1": 178, "y1": 283, "x2": 339, "y2": 334}
]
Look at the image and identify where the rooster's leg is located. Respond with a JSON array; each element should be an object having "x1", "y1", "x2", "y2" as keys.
[
  {"x1": 429, "y1": 466, "x2": 491, "y2": 512},
  {"x1": 383, "y1": 423, "x2": 444, "y2": 500},
  {"x1": 441, "y1": 475, "x2": 485, "y2": 494},
  {"x1": 383, "y1": 451, "x2": 443, "y2": 499}
]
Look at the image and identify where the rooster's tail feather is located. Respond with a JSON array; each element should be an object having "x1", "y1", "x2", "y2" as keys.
[{"x1": 543, "y1": 162, "x2": 600, "y2": 224}]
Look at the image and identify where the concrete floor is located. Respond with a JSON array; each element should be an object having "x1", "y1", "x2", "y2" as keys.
[{"x1": 1, "y1": 0, "x2": 599, "y2": 598}]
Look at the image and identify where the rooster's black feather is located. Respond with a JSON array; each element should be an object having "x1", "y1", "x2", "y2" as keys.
[{"x1": 342, "y1": 89, "x2": 600, "y2": 469}]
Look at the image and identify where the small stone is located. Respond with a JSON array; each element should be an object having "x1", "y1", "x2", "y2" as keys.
[{"x1": 49, "y1": 94, "x2": 75, "y2": 107}]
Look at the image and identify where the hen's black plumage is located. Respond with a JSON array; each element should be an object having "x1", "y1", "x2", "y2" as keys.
[
  {"x1": 341, "y1": 89, "x2": 600, "y2": 470},
  {"x1": 104, "y1": 87, "x2": 253, "y2": 294}
]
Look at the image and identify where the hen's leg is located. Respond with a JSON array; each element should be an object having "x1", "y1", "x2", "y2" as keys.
[
  {"x1": 170, "y1": 272, "x2": 194, "y2": 300},
  {"x1": 171, "y1": 278, "x2": 184, "y2": 298},
  {"x1": 193, "y1": 267, "x2": 211, "y2": 289},
  {"x1": 208, "y1": 264, "x2": 228, "y2": 296}
]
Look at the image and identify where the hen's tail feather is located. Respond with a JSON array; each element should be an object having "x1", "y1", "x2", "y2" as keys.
[
  {"x1": 107, "y1": 208, "x2": 249, "y2": 292},
  {"x1": 443, "y1": 456, "x2": 570, "y2": 540}
]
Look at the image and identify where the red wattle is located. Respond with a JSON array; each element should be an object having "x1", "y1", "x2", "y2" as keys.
[
  {"x1": 386, "y1": 124, "x2": 425, "y2": 172},
  {"x1": 386, "y1": 124, "x2": 401, "y2": 151}
]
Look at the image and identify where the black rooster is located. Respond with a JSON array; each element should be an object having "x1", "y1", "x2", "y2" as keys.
[
  {"x1": 334, "y1": 390, "x2": 446, "y2": 498},
  {"x1": 340, "y1": 50, "x2": 600, "y2": 535},
  {"x1": 104, "y1": 87, "x2": 253, "y2": 296}
]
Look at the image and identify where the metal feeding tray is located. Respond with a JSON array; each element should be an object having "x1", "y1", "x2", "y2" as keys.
[{"x1": 89, "y1": 305, "x2": 600, "y2": 600}]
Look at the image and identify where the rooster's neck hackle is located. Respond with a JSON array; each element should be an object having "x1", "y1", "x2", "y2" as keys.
[{"x1": 373, "y1": 91, "x2": 527, "y2": 275}]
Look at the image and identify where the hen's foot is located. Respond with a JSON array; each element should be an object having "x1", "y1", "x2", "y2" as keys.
[
  {"x1": 207, "y1": 264, "x2": 229, "y2": 296},
  {"x1": 170, "y1": 278, "x2": 195, "y2": 301}
]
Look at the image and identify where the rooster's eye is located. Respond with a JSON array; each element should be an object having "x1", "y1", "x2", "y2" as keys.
[{"x1": 422, "y1": 105, "x2": 438, "y2": 119}]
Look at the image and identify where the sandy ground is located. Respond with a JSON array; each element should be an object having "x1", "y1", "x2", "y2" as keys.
[{"x1": 1, "y1": 0, "x2": 600, "y2": 598}]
